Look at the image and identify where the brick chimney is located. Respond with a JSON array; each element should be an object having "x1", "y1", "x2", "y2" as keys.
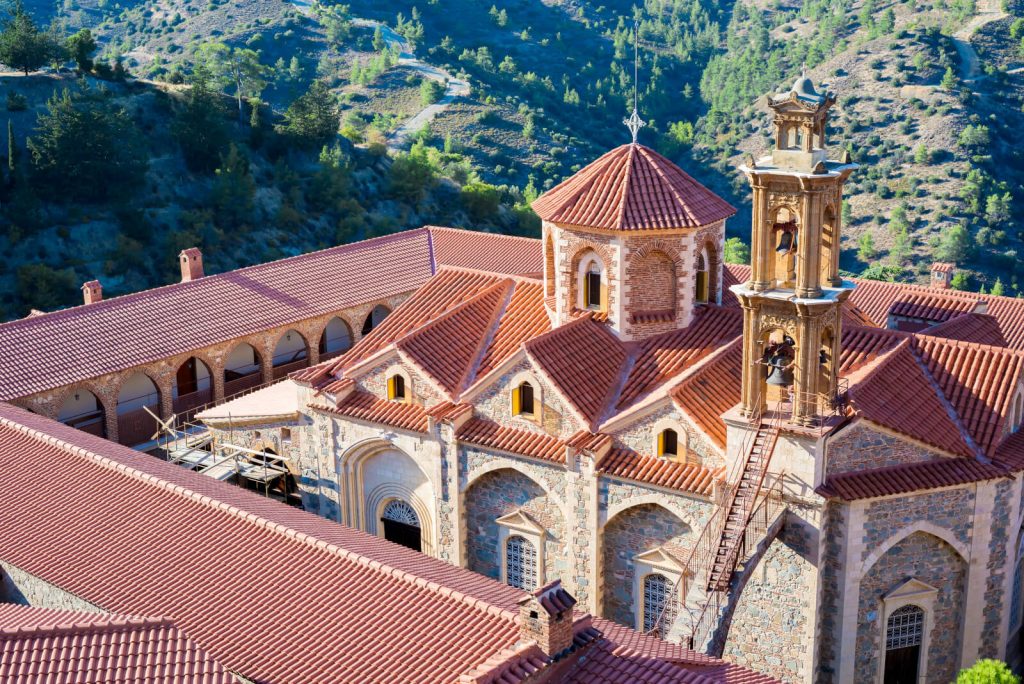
[
  {"x1": 931, "y1": 262, "x2": 954, "y2": 289},
  {"x1": 517, "y1": 580, "x2": 576, "y2": 659},
  {"x1": 179, "y1": 248, "x2": 204, "y2": 283},
  {"x1": 81, "y1": 280, "x2": 103, "y2": 305}
]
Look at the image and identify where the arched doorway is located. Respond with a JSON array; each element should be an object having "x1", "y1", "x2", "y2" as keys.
[
  {"x1": 352, "y1": 444, "x2": 435, "y2": 555},
  {"x1": 57, "y1": 388, "x2": 106, "y2": 437},
  {"x1": 224, "y1": 342, "x2": 263, "y2": 397},
  {"x1": 380, "y1": 499, "x2": 421, "y2": 551},
  {"x1": 361, "y1": 305, "x2": 390, "y2": 336},
  {"x1": 116, "y1": 373, "x2": 160, "y2": 446},
  {"x1": 319, "y1": 317, "x2": 353, "y2": 361},
  {"x1": 271, "y1": 329, "x2": 309, "y2": 380},
  {"x1": 172, "y1": 357, "x2": 212, "y2": 421}
]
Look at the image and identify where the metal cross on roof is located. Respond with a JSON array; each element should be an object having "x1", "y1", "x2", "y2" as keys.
[{"x1": 624, "y1": 107, "x2": 646, "y2": 144}]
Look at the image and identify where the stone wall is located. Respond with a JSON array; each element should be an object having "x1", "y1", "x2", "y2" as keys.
[
  {"x1": 826, "y1": 422, "x2": 943, "y2": 476},
  {"x1": 854, "y1": 531, "x2": 967, "y2": 683},
  {"x1": 473, "y1": 358, "x2": 583, "y2": 437},
  {"x1": 814, "y1": 501, "x2": 847, "y2": 682},
  {"x1": 354, "y1": 355, "x2": 446, "y2": 408},
  {"x1": 982, "y1": 479, "x2": 1014, "y2": 658},
  {"x1": 611, "y1": 403, "x2": 724, "y2": 469},
  {"x1": 600, "y1": 502, "x2": 694, "y2": 628},
  {"x1": 721, "y1": 514, "x2": 816, "y2": 683},
  {"x1": 462, "y1": 460, "x2": 566, "y2": 586},
  {"x1": 862, "y1": 489, "x2": 975, "y2": 551},
  {"x1": 1, "y1": 561, "x2": 104, "y2": 613}
]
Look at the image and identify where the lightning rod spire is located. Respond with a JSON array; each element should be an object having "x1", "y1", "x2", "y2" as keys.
[{"x1": 623, "y1": 19, "x2": 646, "y2": 145}]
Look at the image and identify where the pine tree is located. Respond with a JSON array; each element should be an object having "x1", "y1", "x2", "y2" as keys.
[
  {"x1": 941, "y1": 66, "x2": 957, "y2": 90},
  {"x1": 0, "y1": 1, "x2": 60, "y2": 75},
  {"x1": 7, "y1": 119, "x2": 14, "y2": 175},
  {"x1": 991, "y1": 278, "x2": 1005, "y2": 297}
]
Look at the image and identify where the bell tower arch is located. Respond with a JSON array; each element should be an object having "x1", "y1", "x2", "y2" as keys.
[{"x1": 733, "y1": 75, "x2": 856, "y2": 425}]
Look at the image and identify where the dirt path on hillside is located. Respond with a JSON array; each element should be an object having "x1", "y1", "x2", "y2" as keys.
[
  {"x1": 290, "y1": 1, "x2": 467, "y2": 152},
  {"x1": 952, "y1": 0, "x2": 1007, "y2": 82}
]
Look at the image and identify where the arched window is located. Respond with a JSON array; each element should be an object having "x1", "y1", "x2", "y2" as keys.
[
  {"x1": 512, "y1": 381, "x2": 535, "y2": 418},
  {"x1": 884, "y1": 605, "x2": 924, "y2": 684},
  {"x1": 695, "y1": 251, "x2": 709, "y2": 304},
  {"x1": 387, "y1": 374, "x2": 406, "y2": 402},
  {"x1": 642, "y1": 573, "x2": 673, "y2": 632},
  {"x1": 381, "y1": 499, "x2": 421, "y2": 552},
  {"x1": 657, "y1": 429, "x2": 678, "y2": 458},
  {"x1": 362, "y1": 305, "x2": 390, "y2": 336},
  {"x1": 505, "y1": 535, "x2": 537, "y2": 591},
  {"x1": 584, "y1": 260, "x2": 603, "y2": 310}
]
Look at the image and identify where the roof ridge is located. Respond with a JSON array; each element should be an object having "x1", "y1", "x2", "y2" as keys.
[
  {"x1": 0, "y1": 612, "x2": 174, "y2": 640},
  {"x1": 913, "y1": 328, "x2": 1024, "y2": 357},
  {"x1": 454, "y1": 280, "x2": 519, "y2": 397},
  {"x1": 425, "y1": 225, "x2": 542, "y2": 245},
  {"x1": 0, "y1": 410, "x2": 521, "y2": 626},
  {"x1": 0, "y1": 228, "x2": 432, "y2": 331},
  {"x1": 637, "y1": 145, "x2": 700, "y2": 227},
  {"x1": 614, "y1": 144, "x2": 637, "y2": 231}
]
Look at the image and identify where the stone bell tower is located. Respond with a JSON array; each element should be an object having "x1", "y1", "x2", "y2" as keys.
[{"x1": 732, "y1": 74, "x2": 857, "y2": 425}]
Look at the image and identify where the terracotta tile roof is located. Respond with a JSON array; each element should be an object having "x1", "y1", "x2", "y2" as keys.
[
  {"x1": 598, "y1": 447, "x2": 719, "y2": 496},
  {"x1": 0, "y1": 605, "x2": 234, "y2": 684},
  {"x1": 845, "y1": 339, "x2": 975, "y2": 458},
  {"x1": 0, "y1": 405, "x2": 770, "y2": 684},
  {"x1": 427, "y1": 225, "x2": 543, "y2": 276},
  {"x1": 298, "y1": 268, "x2": 512, "y2": 384},
  {"x1": 932, "y1": 262, "x2": 955, "y2": 274},
  {"x1": 910, "y1": 336, "x2": 1024, "y2": 457},
  {"x1": 887, "y1": 289, "x2": 981, "y2": 325},
  {"x1": 671, "y1": 339, "x2": 744, "y2": 450},
  {"x1": 532, "y1": 144, "x2": 736, "y2": 231},
  {"x1": 398, "y1": 281, "x2": 509, "y2": 397},
  {"x1": 313, "y1": 390, "x2": 429, "y2": 433},
  {"x1": 618, "y1": 306, "x2": 742, "y2": 410},
  {"x1": 525, "y1": 315, "x2": 629, "y2": 427},
  {"x1": 567, "y1": 430, "x2": 614, "y2": 453},
  {"x1": 456, "y1": 416, "x2": 567, "y2": 463},
  {"x1": 817, "y1": 458, "x2": 1007, "y2": 501},
  {"x1": 975, "y1": 294, "x2": 1024, "y2": 350},
  {"x1": 476, "y1": 279, "x2": 552, "y2": 378},
  {"x1": 0, "y1": 227, "x2": 544, "y2": 401},
  {"x1": 923, "y1": 313, "x2": 1008, "y2": 347},
  {"x1": 0, "y1": 404, "x2": 533, "y2": 684},
  {"x1": 838, "y1": 325, "x2": 906, "y2": 375}
]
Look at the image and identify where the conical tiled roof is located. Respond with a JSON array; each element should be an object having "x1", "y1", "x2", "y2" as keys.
[{"x1": 531, "y1": 143, "x2": 735, "y2": 231}]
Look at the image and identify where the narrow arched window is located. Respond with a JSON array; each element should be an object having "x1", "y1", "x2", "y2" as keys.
[
  {"x1": 657, "y1": 429, "x2": 678, "y2": 458},
  {"x1": 506, "y1": 535, "x2": 537, "y2": 590},
  {"x1": 512, "y1": 381, "x2": 535, "y2": 417},
  {"x1": 884, "y1": 605, "x2": 924, "y2": 684},
  {"x1": 642, "y1": 573, "x2": 673, "y2": 632},
  {"x1": 695, "y1": 251, "x2": 709, "y2": 304},
  {"x1": 387, "y1": 374, "x2": 406, "y2": 402},
  {"x1": 584, "y1": 261, "x2": 602, "y2": 310}
]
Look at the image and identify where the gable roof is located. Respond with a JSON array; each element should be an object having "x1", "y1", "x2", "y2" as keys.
[
  {"x1": 525, "y1": 315, "x2": 629, "y2": 428},
  {"x1": 532, "y1": 144, "x2": 736, "y2": 231},
  {"x1": 670, "y1": 339, "x2": 744, "y2": 450},
  {"x1": 922, "y1": 313, "x2": 1008, "y2": 347},
  {"x1": 0, "y1": 227, "x2": 543, "y2": 402},
  {"x1": 0, "y1": 605, "x2": 234, "y2": 684},
  {"x1": 0, "y1": 404, "x2": 770, "y2": 684}
]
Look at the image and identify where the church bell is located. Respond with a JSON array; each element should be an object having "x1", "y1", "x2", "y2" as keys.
[
  {"x1": 776, "y1": 229, "x2": 796, "y2": 254},
  {"x1": 765, "y1": 354, "x2": 794, "y2": 387}
]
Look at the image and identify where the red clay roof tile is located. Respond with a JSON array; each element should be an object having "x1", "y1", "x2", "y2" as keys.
[
  {"x1": 597, "y1": 448, "x2": 720, "y2": 496},
  {"x1": 0, "y1": 605, "x2": 234, "y2": 684},
  {"x1": 428, "y1": 226, "x2": 543, "y2": 276},
  {"x1": 671, "y1": 339, "x2": 744, "y2": 450},
  {"x1": 922, "y1": 313, "x2": 1008, "y2": 347},
  {"x1": 818, "y1": 458, "x2": 1007, "y2": 500},
  {"x1": 313, "y1": 390, "x2": 430, "y2": 433},
  {"x1": 532, "y1": 144, "x2": 736, "y2": 231},
  {"x1": 457, "y1": 416, "x2": 567, "y2": 463}
]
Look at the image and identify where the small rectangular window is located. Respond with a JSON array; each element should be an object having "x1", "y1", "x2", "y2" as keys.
[
  {"x1": 586, "y1": 272, "x2": 602, "y2": 308},
  {"x1": 520, "y1": 383, "x2": 535, "y2": 416},
  {"x1": 281, "y1": 428, "x2": 292, "y2": 443}
]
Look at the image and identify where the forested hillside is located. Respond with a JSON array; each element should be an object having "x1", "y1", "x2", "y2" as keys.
[{"x1": 0, "y1": 0, "x2": 1022, "y2": 318}]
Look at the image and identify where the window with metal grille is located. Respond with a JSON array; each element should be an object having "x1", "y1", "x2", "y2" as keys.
[
  {"x1": 382, "y1": 500, "x2": 419, "y2": 527},
  {"x1": 886, "y1": 605, "x2": 924, "y2": 650},
  {"x1": 506, "y1": 535, "x2": 537, "y2": 590},
  {"x1": 1012, "y1": 559, "x2": 1023, "y2": 630},
  {"x1": 642, "y1": 573, "x2": 674, "y2": 632}
]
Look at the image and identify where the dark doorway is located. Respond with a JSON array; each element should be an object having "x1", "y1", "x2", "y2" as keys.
[
  {"x1": 382, "y1": 519, "x2": 421, "y2": 551},
  {"x1": 176, "y1": 358, "x2": 198, "y2": 395},
  {"x1": 883, "y1": 645, "x2": 920, "y2": 684}
]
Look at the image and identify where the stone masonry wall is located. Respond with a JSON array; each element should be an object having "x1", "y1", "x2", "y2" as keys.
[
  {"x1": 473, "y1": 358, "x2": 584, "y2": 437},
  {"x1": 814, "y1": 501, "x2": 847, "y2": 682},
  {"x1": 463, "y1": 461, "x2": 565, "y2": 587},
  {"x1": 827, "y1": 422, "x2": 945, "y2": 477},
  {"x1": 1, "y1": 561, "x2": 105, "y2": 613},
  {"x1": 982, "y1": 479, "x2": 1014, "y2": 658},
  {"x1": 611, "y1": 403, "x2": 724, "y2": 469},
  {"x1": 722, "y1": 514, "x2": 816, "y2": 683},
  {"x1": 862, "y1": 489, "x2": 975, "y2": 551},
  {"x1": 855, "y1": 531, "x2": 966, "y2": 683}
]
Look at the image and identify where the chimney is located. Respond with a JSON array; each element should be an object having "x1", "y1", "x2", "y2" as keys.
[
  {"x1": 81, "y1": 280, "x2": 103, "y2": 305},
  {"x1": 179, "y1": 248, "x2": 204, "y2": 283},
  {"x1": 930, "y1": 262, "x2": 954, "y2": 290},
  {"x1": 517, "y1": 580, "x2": 577, "y2": 659}
]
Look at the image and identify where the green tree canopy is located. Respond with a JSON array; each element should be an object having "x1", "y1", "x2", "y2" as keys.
[
  {"x1": 723, "y1": 236, "x2": 750, "y2": 265},
  {"x1": 194, "y1": 43, "x2": 269, "y2": 120},
  {"x1": 172, "y1": 70, "x2": 230, "y2": 172},
  {"x1": 0, "y1": 1, "x2": 61, "y2": 75},
  {"x1": 461, "y1": 181, "x2": 501, "y2": 222},
  {"x1": 65, "y1": 28, "x2": 96, "y2": 72},
  {"x1": 15, "y1": 263, "x2": 77, "y2": 314},
  {"x1": 277, "y1": 80, "x2": 339, "y2": 148},
  {"x1": 28, "y1": 88, "x2": 147, "y2": 201},
  {"x1": 956, "y1": 659, "x2": 1020, "y2": 683}
]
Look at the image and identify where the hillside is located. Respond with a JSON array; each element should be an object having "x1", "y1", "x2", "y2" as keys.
[{"x1": 1, "y1": 0, "x2": 1022, "y2": 319}]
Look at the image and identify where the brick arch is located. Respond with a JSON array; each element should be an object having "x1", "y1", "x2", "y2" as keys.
[
  {"x1": 568, "y1": 243, "x2": 616, "y2": 310},
  {"x1": 630, "y1": 239, "x2": 683, "y2": 263},
  {"x1": 627, "y1": 245, "x2": 679, "y2": 314},
  {"x1": 600, "y1": 502, "x2": 693, "y2": 629},
  {"x1": 858, "y1": 522, "x2": 969, "y2": 575},
  {"x1": 312, "y1": 313, "x2": 356, "y2": 358},
  {"x1": 463, "y1": 466, "x2": 564, "y2": 587},
  {"x1": 695, "y1": 236, "x2": 721, "y2": 304}
]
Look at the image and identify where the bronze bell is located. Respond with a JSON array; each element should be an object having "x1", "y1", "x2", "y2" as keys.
[
  {"x1": 766, "y1": 354, "x2": 794, "y2": 386},
  {"x1": 776, "y1": 230, "x2": 796, "y2": 254}
]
